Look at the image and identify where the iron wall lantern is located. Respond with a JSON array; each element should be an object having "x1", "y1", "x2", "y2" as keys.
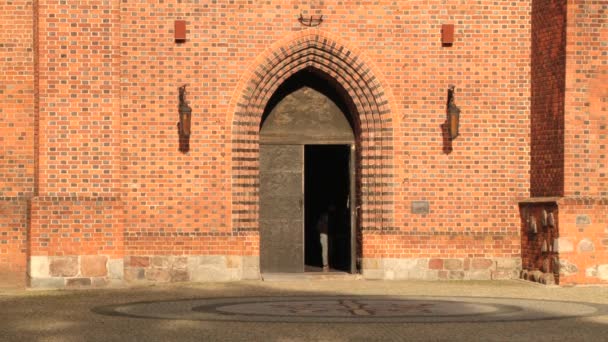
[
  {"x1": 179, "y1": 84, "x2": 192, "y2": 137},
  {"x1": 447, "y1": 85, "x2": 460, "y2": 140}
]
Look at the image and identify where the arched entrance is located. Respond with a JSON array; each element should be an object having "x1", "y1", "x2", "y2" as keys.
[
  {"x1": 229, "y1": 31, "x2": 395, "y2": 275},
  {"x1": 259, "y1": 70, "x2": 356, "y2": 273}
]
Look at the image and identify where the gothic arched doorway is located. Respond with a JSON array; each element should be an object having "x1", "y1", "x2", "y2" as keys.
[
  {"x1": 229, "y1": 32, "x2": 395, "y2": 278},
  {"x1": 259, "y1": 70, "x2": 356, "y2": 273}
]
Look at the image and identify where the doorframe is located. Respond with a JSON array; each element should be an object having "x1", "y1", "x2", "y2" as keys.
[
  {"x1": 302, "y1": 143, "x2": 358, "y2": 274},
  {"x1": 349, "y1": 144, "x2": 357, "y2": 274}
]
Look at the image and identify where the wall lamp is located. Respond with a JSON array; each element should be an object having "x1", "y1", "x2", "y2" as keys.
[
  {"x1": 178, "y1": 85, "x2": 192, "y2": 152},
  {"x1": 447, "y1": 85, "x2": 460, "y2": 140}
]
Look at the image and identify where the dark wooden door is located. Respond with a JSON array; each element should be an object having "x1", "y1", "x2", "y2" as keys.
[{"x1": 259, "y1": 144, "x2": 304, "y2": 273}]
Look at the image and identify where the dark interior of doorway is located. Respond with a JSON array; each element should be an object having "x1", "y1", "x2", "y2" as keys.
[{"x1": 305, "y1": 145, "x2": 351, "y2": 272}]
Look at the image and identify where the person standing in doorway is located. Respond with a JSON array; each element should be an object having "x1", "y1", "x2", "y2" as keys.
[{"x1": 317, "y1": 205, "x2": 335, "y2": 272}]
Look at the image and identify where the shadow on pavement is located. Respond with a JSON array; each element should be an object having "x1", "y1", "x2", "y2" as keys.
[{"x1": 1, "y1": 280, "x2": 608, "y2": 341}]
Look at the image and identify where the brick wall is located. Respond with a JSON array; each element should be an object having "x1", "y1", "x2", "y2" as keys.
[
  {"x1": 556, "y1": 198, "x2": 608, "y2": 285},
  {"x1": 563, "y1": 0, "x2": 608, "y2": 197},
  {"x1": 0, "y1": 199, "x2": 29, "y2": 286},
  {"x1": 530, "y1": 0, "x2": 566, "y2": 197},
  {"x1": 553, "y1": 0, "x2": 608, "y2": 284},
  {"x1": 0, "y1": 0, "x2": 35, "y2": 286},
  {"x1": 6, "y1": 1, "x2": 539, "y2": 285},
  {"x1": 523, "y1": 0, "x2": 608, "y2": 285}
]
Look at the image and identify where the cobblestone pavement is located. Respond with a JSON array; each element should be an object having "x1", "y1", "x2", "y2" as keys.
[{"x1": 2, "y1": 280, "x2": 608, "y2": 341}]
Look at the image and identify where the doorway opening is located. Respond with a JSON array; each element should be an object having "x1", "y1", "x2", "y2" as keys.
[
  {"x1": 305, "y1": 145, "x2": 352, "y2": 273},
  {"x1": 258, "y1": 69, "x2": 358, "y2": 275}
]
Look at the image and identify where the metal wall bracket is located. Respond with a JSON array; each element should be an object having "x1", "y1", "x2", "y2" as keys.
[{"x1": 298, "y1": 13, "x2": 323, "y2": 27}]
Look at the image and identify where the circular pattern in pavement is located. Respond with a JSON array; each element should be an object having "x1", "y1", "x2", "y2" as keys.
[{"x1": 94, "y1": 296, "x2": 606, "y2": 323}]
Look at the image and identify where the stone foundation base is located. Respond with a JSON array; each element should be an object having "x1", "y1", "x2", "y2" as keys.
[
  {"x1": 361, "y1": 257, "x2": 521, "y2": 281},
  {"x1": 123, "y1": 255, "x2": 260, "y2": 284},
  {"x1": 29, "y1": 255, "x2": 261, "y2": 288},
  {"x1": 29, "y1": 255, "x2": 124, "y2": 289}
]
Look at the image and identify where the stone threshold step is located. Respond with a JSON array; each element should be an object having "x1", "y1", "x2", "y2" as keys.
[{"x1": 262, "y1": 272, "x2": 361, "y2": 282}]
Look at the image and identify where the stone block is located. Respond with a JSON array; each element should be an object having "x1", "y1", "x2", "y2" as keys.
[
  {"x1": 171, "y1": 256, "x2": 188, "y2": 269},
  {"x1": 362, "y1": 269, "x2": 384, "y2": 280},
  {"x1": 577, "y1": 239, "x2": 595, "y2": 253},
  {"x1": 491, "y1": 270, "x2": 518, "y2": 280},
  {"x1": 170, "y1": 269, "x2": 189, "y2": 282},
  {"x1": 384, "y1": 258, "x2": 418, "y2": 271},
  {"x1": 242, "y1": 256, "x2": 261, "y2": 280},
  {"x1": 576, "y1": 215, "x2": 591, "y2": 226},
  {"x1": 471, "y1": 258, "x2": 493, "y2": 270},
  {"x1": 91, "y1": 277, "x2": 109, "y2": 287},
  {"x1": 420, "y1": 270, "x2": 439, "y2": 281},
  {"x1": 428, "y1": 258, "x2": 443, "y2": 270},
  {"x1": 559, "y1": 259, "x2": 579, "y2": 276},
  {"x1": 226, "y1": 255, "x2": 242, "y2": 269},
  {"x1": 469, "y1": 270, "x2": 491, "y2": 280},
  {"x1": 585, "y1": 266, "x2": 598, "y2": 277},
  {"x1": 438, "y1": 270, "x2": 448, "y2": 280},
  {"x1": 108, "y1": 259, "x2": 124, "y2": 279},
  {"x1": 66, "y1": 278, "x2": 92, "y2": 287},
  {"x1": 403, "y1": 269, "x2": 420, "y2": 280},
  {"x1": 198, "y1": 255, "x2": 226, "y2": 267},
  {"x1": 554, "y1": 238, "x2": 574, "y2": 253},
  {"x1": 81, "y1": 255, "x2": 108, "y2": 277},
  {"x1": 30, "y1": 277, "x2": 65, "y2": 289},
  {"x1": 242, "y1": 256, "x2": 259, "y2": 268},
  {"x1": 495, "y1": 257, "x2": 521, "y2": 269},
  {"x1": 124, "y1": 268, "x2": 145, "y2": 282},
  {"x1": 50, "y1": 256, "x2": 79, "y2": 277},
  {"x1": 29, "y1": 256, "x2": 50, "y2": 278},
  {"x1": 448, "y1": 271, "x2": 464, "y2": 280},
  {"x1": 151, "y1": 256, "x2": 170, "y2": 268},
  {"x1": 598, "y1": 264, "x2": 608, "y2": 281},
  {"x1": 127, "y1": 256, "x2": 150, "y2": 267},
  {"x1": 107, "y1": 279, "x2": 125, "y2": 287},
  {"x1": 189, "y1": 257, "x2": 237, "y2": 282},
  {"x1": 361, "y1": 258, "x2": 381, "y2": 269},
  {"x1": 444, "y1": 259, "x2": 463, "y2": 271},
  {"x1": 242, "y1": 266, "x2": 261, "y2": 280},
  {"x1": 146, "y1": 268, "x2": 171, "y2": 282}
]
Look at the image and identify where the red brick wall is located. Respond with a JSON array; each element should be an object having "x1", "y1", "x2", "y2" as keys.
[
  {"x1": 6, "y1": 1, "x2": 536, "y2": 281},
  {"x1": 530, "y1": 0, "x2": 566, "y2": 197},
  {"x1": 563, "y1": 0, "x2": 608, "y2": 197},
  {"x1": 29, "y1": 0, "x2": 123, "y2": 259},
  {"x1": 115, "y1": 1, "x2": 531, "y2": 260},
  {"x1": 387, "y1": 1, "x2": 530, "y2": 259},
  {"x1": 29, "y1": 197, "x2": 123, "y2": 258},
  {"x1": 0, "y1": 0, "x2": 35, "y2": 285},
  {"x1": 555, "y1": 1, "x2": 608, "y2": 284},
  {"x1": 0, "y1": 199, "x2": 28, "y2": 286},
  {"x1": 557, "y1": 198, "x2": 608, "y2": 285},
  {"x1": 36, "y1": 0, "x2": 121, "y2": 197}
]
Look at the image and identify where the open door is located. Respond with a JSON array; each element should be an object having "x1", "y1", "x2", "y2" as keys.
[
  {"x1": 259, "y1": 144, "x2": 304, "y2": 273},
  {"x1": 304, "y1": 145, "x2": 354, "y2": 273}
]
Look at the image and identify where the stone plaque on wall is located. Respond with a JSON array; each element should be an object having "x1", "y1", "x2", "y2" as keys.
[{"x1": 411, "y1": 201, "x2": 430, "y2": 215}]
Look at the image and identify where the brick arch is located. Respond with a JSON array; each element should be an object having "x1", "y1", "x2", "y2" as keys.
[{"x1": 231, "y1": 32, "x2": 395, "y2": 237}]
